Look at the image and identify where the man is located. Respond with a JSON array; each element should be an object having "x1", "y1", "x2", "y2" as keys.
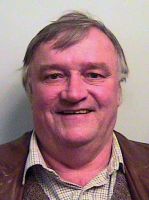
[{"x1": 0, "y1": 11, "x2": 149, "y2": 200}]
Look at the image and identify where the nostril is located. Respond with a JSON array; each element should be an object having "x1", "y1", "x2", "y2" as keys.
[
  {"x1": 60, "y1": 88, "x2": 88, "y2": 103},
  {"x1": 59, "y1": 74, "x2": 88, "y2": 103}
]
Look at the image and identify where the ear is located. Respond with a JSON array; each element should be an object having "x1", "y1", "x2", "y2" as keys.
[
  {"x1": 117, "y1": 83, "x2": 122, "y2": 106},
  {"x1": 26, "y1": 79, "x2": 33, "y2": 103}
]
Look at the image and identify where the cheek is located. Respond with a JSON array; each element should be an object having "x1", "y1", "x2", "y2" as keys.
[
  {"x1": 92, "y1": 83, "x2": 120, "y2": 106},
  {"x1": 31, "y1": 84, "x2": 62, "y2": 109}
]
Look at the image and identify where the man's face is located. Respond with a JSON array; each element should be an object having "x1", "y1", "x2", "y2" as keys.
[{"x1": 30, "y1": 28, "x2": 121, "y2": 149}]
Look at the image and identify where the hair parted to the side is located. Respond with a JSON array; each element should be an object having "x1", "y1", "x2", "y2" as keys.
[{"x1": 22, "y1": 11, "x2": 129, "y2": 96}]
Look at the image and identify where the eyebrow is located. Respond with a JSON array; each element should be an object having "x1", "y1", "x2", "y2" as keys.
[
  {"x1": 38, "y1": 64, "x2": 66, "y2": 74},
  {"x1": 38, "y1": 62, "x2": 111, "y2": 73},
  {"x1": 82, "y1": 62, "x2": 111, "y2": 72}
]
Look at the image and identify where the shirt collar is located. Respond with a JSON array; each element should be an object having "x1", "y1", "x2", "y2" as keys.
[
  {"x1": 23, "y1": 131, "x2": 124, "y2": 184},
  {"x1": 23, "y1": 131, "x2": 49, "y2": 184},
  {"x1": 107, "y1": 134, "x2": 124, "y2": 174}
]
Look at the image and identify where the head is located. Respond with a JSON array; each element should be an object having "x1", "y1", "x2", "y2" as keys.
[
  {"x1": 22, "y1": 11, "x2": 128, "y2": 96},
  {"x1": 22, "y1": 11, "x2": 129, "y2": 154}
]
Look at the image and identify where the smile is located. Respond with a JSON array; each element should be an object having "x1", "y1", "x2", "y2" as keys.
[{"x1": 57, "y1": 109, "x2": 93, "y2": 115}]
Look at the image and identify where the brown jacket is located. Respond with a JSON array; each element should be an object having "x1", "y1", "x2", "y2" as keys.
[{"x1": 0, "y1": 131, "x2": 149, "y2": 200}]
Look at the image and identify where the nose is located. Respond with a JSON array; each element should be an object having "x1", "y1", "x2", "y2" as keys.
[{"x1": 60, "y1": 74, "x2": 88, "y2": 103}]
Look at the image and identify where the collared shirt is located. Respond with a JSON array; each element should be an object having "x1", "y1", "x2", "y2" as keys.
[{"x1": 24, "y1": 132, "x2": 124, "y2": 200}]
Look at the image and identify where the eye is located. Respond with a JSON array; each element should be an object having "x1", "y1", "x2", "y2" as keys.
[
  {"x1": 46, "y1": 73, "x2": 64, "y2": 79},
  {"x1": 86, "y1": 72, "x2": 105, "y2": 79},
  {"x1": 41, "y1": 72, "x2": 66, "y2": 84}
]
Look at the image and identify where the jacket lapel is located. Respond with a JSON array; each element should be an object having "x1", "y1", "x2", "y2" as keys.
[{"x1": 115, "y1": 131, "x2": 149, "y2": 200}]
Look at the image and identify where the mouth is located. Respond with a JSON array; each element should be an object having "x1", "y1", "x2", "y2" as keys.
[{"x1": 57, "y1": 109, "x2": 93, "y2": 115}]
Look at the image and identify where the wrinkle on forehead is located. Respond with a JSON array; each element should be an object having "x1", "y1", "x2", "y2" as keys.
[{"x1": 31, "y1": 28, "x2": 119, "y2": 74}]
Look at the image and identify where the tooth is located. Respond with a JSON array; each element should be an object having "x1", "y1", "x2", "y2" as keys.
[
  {"x1": 61, "y1": 109, "x2": 90, "y2": 114},
  {"x1": 77, "y1": 110, "x2": 86, "y2": 114}
]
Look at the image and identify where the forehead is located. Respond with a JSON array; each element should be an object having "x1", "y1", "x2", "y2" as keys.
[{"x1": 31, "y1": 28, "x2": 118, "y2": 69}]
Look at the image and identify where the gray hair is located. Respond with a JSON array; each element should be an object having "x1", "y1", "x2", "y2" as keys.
[{"x1": 22, "y1": 11, "x2": 129, "y2": 95}]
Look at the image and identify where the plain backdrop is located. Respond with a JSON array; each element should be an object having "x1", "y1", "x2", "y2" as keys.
[{"x1": 0, "y1": 0, "x2": 148, "y2": 144}]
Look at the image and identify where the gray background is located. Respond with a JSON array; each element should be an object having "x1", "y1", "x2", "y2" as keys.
[{"x1": 0, "y1": 0, "x2": 148, "y2": 144}]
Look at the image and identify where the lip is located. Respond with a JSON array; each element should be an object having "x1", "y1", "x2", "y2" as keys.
[{"x1": 56, "y1": 108, "x2": 95, "y2": 115}]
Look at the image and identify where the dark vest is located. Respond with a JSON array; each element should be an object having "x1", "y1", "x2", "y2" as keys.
[
  {"x1": 1, "y1": 131, "x2": 149, "y2": 200},
  {"x1": 23, "y1": 169, "x2": 132, "y2": 200}
]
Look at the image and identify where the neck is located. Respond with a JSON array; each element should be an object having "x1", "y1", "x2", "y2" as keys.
[{"x1": 38, "y1": 136, "x2": 113, "y2": 186}]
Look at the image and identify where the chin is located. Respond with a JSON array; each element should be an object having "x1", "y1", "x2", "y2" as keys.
[{"x1": 58, "y1": 128, "x2": 97, "y2": 148}]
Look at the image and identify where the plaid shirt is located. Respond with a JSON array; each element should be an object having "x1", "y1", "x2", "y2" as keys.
[{"x1": 23, "y1": 132, "x2": 124, "y2": 200}]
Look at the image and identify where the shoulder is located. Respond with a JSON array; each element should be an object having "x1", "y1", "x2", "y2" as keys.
[
  {"x1": 115, "y1": 130, "x2": 149, "y2": 150},
  {"x1": 0, "y1": 131, "x2": 32, "y2": 169},
  {"x1": 0, "y1": 132, "x2": 32, "y2": 198},
  {"x1": 115, "y1": 130, "x2": 149, "y2": 165}
]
